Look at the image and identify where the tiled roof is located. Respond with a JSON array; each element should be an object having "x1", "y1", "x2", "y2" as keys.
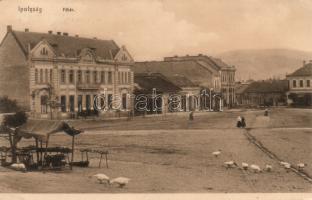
[
  {"x1": 208, "y1": 57, "x2": 233, "y2": 69},
  {"x1": 134, "y1": 73, "x2": 181, "y2": 93},
  {"x1": 164, "y1": 55, "x2": 235, "y2": 71},
  {"x1": 133, "y1": 61, "x2": 214, "y2": 88},
  {"x1": 287, "y1": 63, "x2": 312, "y2": 77},
  {"x1": 166, "y1": 74, "x2": 198, "y2": 87},
  {"x1": 243, "y1": 80, "x2": 288, "y2": 93},
  {"x1": 235, "y1": 84, "x2": 250, "y2": 94},
  {"x1": 12, "y1": 30, "x2": 120, "y2": 59}
]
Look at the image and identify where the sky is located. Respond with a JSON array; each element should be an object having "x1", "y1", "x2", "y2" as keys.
[{"x1": 0, "y1": 0, "x2": 312, "y2": 61}]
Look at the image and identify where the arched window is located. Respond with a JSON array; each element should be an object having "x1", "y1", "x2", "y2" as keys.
[{"x1": 41, "y1": 95, "x2": 48, "y2": 113}]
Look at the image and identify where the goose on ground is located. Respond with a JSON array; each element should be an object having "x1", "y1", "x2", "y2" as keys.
[
  {"x1": 265, "y1": 164, "x2": 272, "y2": 172},
  {"x1": 297, "y1": 163, "x2": 307, "y2": 171},
  {"x1": 224, "y1": 161, "x2": 237, "y2": 168},
  {"x1": 212, "y1": 150, "x2": 222, "y2": 158},
  {"x1": 93, "y1": 173, "x2": 110, "y2": 184},
  {"x1": 250, "y1": 164, "x2": 262, "y2": 173},
  {"x1": 10, "y1": 163, "x2": 26, "y2": 171},
  {"x1": 110, "y1": 177, "x2": 130, "y2": 188},
  {"x1": 241, "y1": 162, "x2": 249, "y2": 170}
]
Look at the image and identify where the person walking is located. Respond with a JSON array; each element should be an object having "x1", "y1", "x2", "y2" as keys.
[
  {"x1": 237, "y1": 116, "x2": 242, "y2": 128},
  {"x1": 189, "y1": 111, "x2": 194, "y2": 121},
  {"x1": 241, "y1": 117, "x2": 246, "y2": 128},
  {"x1": 264, "y1": 108, "x2": 269, "y2": 116}
]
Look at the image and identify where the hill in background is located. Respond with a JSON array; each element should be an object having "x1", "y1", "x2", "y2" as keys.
[{"x1": 217, "y1": 49, "x2": 312, "y2": 81}]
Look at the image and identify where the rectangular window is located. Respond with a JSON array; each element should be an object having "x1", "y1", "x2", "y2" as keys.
[
  {"x1": 93, "y1": 71, "x2": 97, "y2": 83},
  {"x1": 118, "y1": 72, "x2": 121, "y2": 84},
  {"x1": 40, "y1": 69, "x2": 43, "y2": 83},
  {"x1": 300, "y1": 80, "x2": 303, "y2": 87},
  {"x1": 77, "y1": 70, "x2": 82, "y2": 83},
  {"x1": 128, "y1": 72, "x2": 131, "y2": 84},
  {"x1": 86, "y1": 95, "x2": 91, "y2": 111},
  {"x1": 50, "y1": 69, "x2": 53, "y2": 83},
  {"x1": 125, "y1": 72, "x2": 128, "y2": 83},
  {"x1": 69, "y1": 95, "x2": 75, "y2": 112},
  {"x1": 61, "y1": 95, "x2": 66, "y2": 112},
  {"x1": 45, "y1": 69, "x2": 48, "y2": 83},
  {"x1": 293, "y1": 80, "x2": 297, "y2": 88},
  {"x1": 69, "y1": 70, "x2": 74, "y2": 84},
  {"x1": 85, "y1": 71, "x2": 90, "y2": 84},
  {"x1": 307, "y1": 80, "x2": 310, "y2": 87},
  {"x1": 61, "y1": 69, "x2": 66, "y2": 84},
  {"x1": 35, "y1": 69, "x2": 38, "y2": 83},
  {"x1": 100, "y1": 71, "x2": 105, "y2": 83},
  {"x1": 107, "y1": 94, "x2": 113, "y2": 109},
  {"x1": 78, "y1": 95, "x2": 83, "y2": 112},
  {"x1": 122, "y1": 93, "x2": 127, "y2": 110},
  {"x1": 108, "y1": 71, "x2": 112, "y2": 84}
]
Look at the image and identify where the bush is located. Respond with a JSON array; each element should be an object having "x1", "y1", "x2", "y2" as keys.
[
  {"x1": 0, "y1": 96, "x2": 20, "y2": 113},
  {"x1": 3, "y1": 111, "x2": 28, "y2": 127}
]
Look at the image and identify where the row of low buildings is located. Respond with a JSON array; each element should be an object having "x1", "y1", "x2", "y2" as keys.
[
  {"x1": 235, "y1": 61, "x2": 312, "y2": 107},
  {"x1": 0, "y1": 26, "x2": 311, "y2": 119},
  {"x1": 0, "y1": 26, "x2": 236, "y2": 119}
]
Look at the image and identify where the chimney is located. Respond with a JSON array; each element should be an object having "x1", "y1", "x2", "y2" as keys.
[
  {"x1": 48, "y1": 30, "x2": 53, "y2": 34},
  {"x1": 57, "y1": 32, "x2": 61, "y2": 35},
  {"x1": 303, "y1": 60, "x2": 306, "y2": 66},
  {"x1": 7, "y1": 25, "x2": 12, "y2": 32},
  {"x1": 25, "y1": 28, "x2": 29, "y2": 32},
  {"x1": 63, "y1": 32, "x2": 68, "y2": 36}
]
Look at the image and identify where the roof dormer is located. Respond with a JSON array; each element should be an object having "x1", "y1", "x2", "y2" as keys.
[
  {"x1": 114, "y1": 45, "x2": 134, "y2": 63},
  {"x1": 78, "y1": 48, "x2": 96, "y2": 63},
  {"x1": 29, "y1": 39, "x2": 56, "y2": 59}
]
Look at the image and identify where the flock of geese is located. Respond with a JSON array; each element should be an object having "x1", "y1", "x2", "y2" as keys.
[
  {"x1": 90, "y1": 150, "x2": 307, "y2": 188},
  {"x1": 91, "y1": 174, "x2": 130, "y2": 188},
  {"x1": 212, "y1": 150, "x2": 307, "y2": 173}
]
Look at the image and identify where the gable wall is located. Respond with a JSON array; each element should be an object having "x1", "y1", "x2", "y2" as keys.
[{"x1": 0, "y1": 32, "x2": 30, "y2": 110}]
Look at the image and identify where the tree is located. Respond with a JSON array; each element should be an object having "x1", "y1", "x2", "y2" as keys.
[
  {"x1": 0, "y1": 96, "x2": 20, "y2": 113},
  {"x1": 2, "y1": 111, "x2": 28, "y2": 163}
]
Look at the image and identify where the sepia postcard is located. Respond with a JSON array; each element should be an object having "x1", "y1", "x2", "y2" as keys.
[{"x1": 0, "y1": 0, "x2": 311, "y2": 200}]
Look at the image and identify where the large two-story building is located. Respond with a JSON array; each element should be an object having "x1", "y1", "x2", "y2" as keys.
[
  {"x1": 0, "y1": 25, "x2": 134, "y2": 119},
  {"x1": 286, "y1": 61, "x2": 312, "y2": 107}
]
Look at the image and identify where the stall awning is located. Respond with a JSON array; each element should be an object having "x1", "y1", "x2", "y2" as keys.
[{"x1": 15, "y1": 120, "x2": 82, "y2": 143}]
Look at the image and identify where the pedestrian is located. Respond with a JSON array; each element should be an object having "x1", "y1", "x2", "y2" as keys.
[
  {"x1": 241, "y1": 117, "x2": 246, "y2": 128},
  {"x1": 237, "y1": 116, "x2": 242, "y2": 128},
  {"x1": 264, "y1": 108, "x2": 269, "y2": 116},
  {"x1": 189, "y1": 111, "x2": 194, "y2": 121}
]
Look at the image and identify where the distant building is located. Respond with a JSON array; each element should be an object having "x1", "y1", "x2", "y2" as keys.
[
  {"x1": 134, "y1": 54, "x2": 235, "y2": 109},
  {"x1": 163, "y1": 55, "x2": 236, "y2": 107},
  {"x1": 286, "y1": 61, "x2": 312, "y2": 107},
  {"x1": 133, "y1": 73, "x2": 181, "y2": 114},
  {"x1": 0, "y1": 25, "x2": 134, "y2": 118},
  {"x1": 166, "y1": 74, "x2": 201, "y2": 111},
  {"x1": 235, "y1": 80, "x2": 288, "y2": 107}
]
